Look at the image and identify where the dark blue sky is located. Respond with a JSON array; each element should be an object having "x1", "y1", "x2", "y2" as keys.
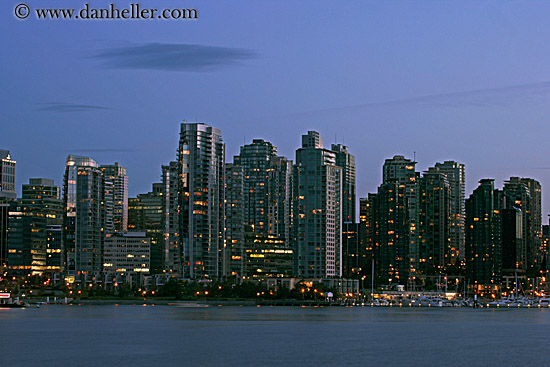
[{"x1": 3, "y1": 1, "x2": 550, "y2": 216}]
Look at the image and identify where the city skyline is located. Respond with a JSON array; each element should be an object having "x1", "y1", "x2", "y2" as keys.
[
  {"x1": 3, "y1": 1, "x2": 550, "y2": 215},
  {"x1": 4, "y1": 3, "x2": 550, "y2": 366},
  {"x1": 2, "y1": 125, "x2": 550, "y2": 221}
]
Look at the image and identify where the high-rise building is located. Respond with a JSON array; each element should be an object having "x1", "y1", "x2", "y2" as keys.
[
  {"x1": 234, "y1": 139, "x2": 277, "y2": 234},
  {"x1": 505, "y1": 177, "x2": 543, "y2": 272},
  {"x1": 417, "y1": 172, "x2": 451, "y2": 275},
  {"x1": 229, "y1": 140, "x2": 294, "y2": 279},
  {"x1": 542, "y1": 224, "x2": 550, "y2": 279},
  {"x1": 0, "y1": 150, "x2": 16, "y2": 200},
  {"x1": 0, "y1": 150, "x2": 16, "y2": 270},
  {"x1": 0, "y1": 200, "x2": 10, "y2": 270},
  {"x1": 266, "y1": 156, "x2": 293, "y2": 244},
  {"x1": 178, "y1": 123, "x2": 225, "y2": 279},
  {"x1": 501, "y1": 207, "x2": 523, "y2": 274},
  {"x1": 63, "y1": 155, "x2": 105, "y2": 275},
  {"x1": 369, "y1": 180, "x2": 410, "y2": 284},
  {"x1": 20, "y1": 179, "x2": 63, "y2": 273},
  {"x1": 426, "y1": 161, "x2": 465, "y2": 263},
  {"x1": 331, "y1": 144, "x2": 356, "y2": 223},
  {"x1": 503, "y1": 177, "x2": 542, "y2": 274},
  {"x1": 382, "y1": 155, "x2": 418, "y2": 283},
  {"x1": 128, "y1": 183, "x2": 164, "y2": 274},
  {"x1": 100, "y1": 162, "x2": 128, "y2": 232},
  {"x1": 293, "y1": 131, "x2": 342, "y2": 278},
  {"x1": 162, "y1": 161, "x2": 180, "y2": 274},
  {"x1": 342, "y1": 222, "x2": 361, "y2": 277},
  {"x1": 225, "y1": 163, "x2": 245, "y2": 278},
  {"x1": 359, "y1": 195, "x2": 375, "y2": 278},
  {"x1": 465, "y1": 179, "x2": 504, "y2": 290}
]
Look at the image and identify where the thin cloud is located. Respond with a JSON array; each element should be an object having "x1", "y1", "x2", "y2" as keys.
[
  {"x1": 36, "y1": 102, "x2": 115, "y2": 113},
  {"x1": 472, "y1": 166, "x2": 550, "y2": 172},
  {"x1": 257, "y1": 81, "x2": 550, "y2": 122},
  {"x1": 65, "y1": 148, "x2": 137, "y2": 153},
  {"x1": 91, "y1": 42, "x2": 258, "y2": 72}
]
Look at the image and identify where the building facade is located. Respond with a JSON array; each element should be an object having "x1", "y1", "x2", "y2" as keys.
[
  {"x1": 293, "y1": 131, "x2": 342, "y2": 278},
  {"x1": 0, "y1": 150, "x2": 16, "y2": 199},
  {"x1": 382, "y1": 155, "x2": 418, "y2": 284},
  {"x1": 331, "y1": 144, "x2": 356, "y2": 224},
  {"x1": 225, "y1": 163, "x2": 245, "y2": 279},
  {"x1": 18, "y1": 179, "x2": 63, "y2": 273},
  {"x1": 417, "y1": 172, "x2": 451, "y2": 275},
  {"x1": 162, "y1": 161, "x2": 181, "y2": 274},
  {"x1": 63, "y1": 155, "x2": 106, "y2": 275},
  {"x1": 128, "y1": 183, "x2": 164, "y2": 274},
  {"x1": 100, "y1": 162, "x2": 128, "y2": 232},
  {"x1": 178, "y1": 123, "x2": 225, "y2": 279},
  {"x1": 0, "y1": 150, "x2": 16, "y2": 270},
  {"x1": 103, "y1": 232, "x2": 150, "y2": 274},
  {"x1": 503, "y1": 177, "x2": 542, "y2": 274},
  {"x1": 426, "y1": 161, "x2": 465, "y2": 263},
  {"x1": 465, "y1": 179, "x2": 504, "y2": 290}
]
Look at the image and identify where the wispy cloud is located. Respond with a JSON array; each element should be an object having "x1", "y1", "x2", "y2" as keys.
[
  {"x1": 36, "y1": 102, "x2": 115, "y2": 113},
  {"x1": 479, "y1": 166, "x2": 550, "y2": 171},
  {"x1": 65, "y1": 148, "x2": 137, "y2": 153},
  {"x1": 91, "y1": 42, "x2": 258, "y2": 72},
  {"x1": 262, "y1": 81, "x2": 550, "y2": 121}
]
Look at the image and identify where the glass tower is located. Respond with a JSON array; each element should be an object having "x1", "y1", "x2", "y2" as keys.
[
  {"x1": 63, "y1": 155, "x2": 105, "y2": 275},
  {"x1": 178, "y1": 123, "x2": 225, "y2": 280}
]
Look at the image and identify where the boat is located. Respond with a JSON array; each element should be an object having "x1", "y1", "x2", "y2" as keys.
[{"x1": 0, "y1": 292, "x2": 29, "y2": 308}]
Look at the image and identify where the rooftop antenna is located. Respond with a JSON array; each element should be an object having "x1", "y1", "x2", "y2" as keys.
[{"x1": 414, "y1": 151, "x2": 416, "y2": 163}]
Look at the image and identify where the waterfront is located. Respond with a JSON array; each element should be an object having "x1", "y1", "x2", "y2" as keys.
[{"x1": 1, "y1": 306, "x2": 550, "y2": 367}]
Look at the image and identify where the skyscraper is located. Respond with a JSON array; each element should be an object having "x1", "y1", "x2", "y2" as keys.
[
  {"x1": 63, "y1": 155, "x2": 105, "y2": 275},
  {"x1": 0, "y1": 150, "x2": 16, "y2": 270},
  {"x1": 465, "y1": 179, "x2": 504, "y2": 290},
  {"x1": 503, "y1": 177, "x2": 542, "y2": 273},
  {"x1": 100, "y1": 162, "x2": 128, "y2": 232},
  {"x1": 382, "y1": 155, "x2": 418, "y2": 284},
  {"x1": 426, "y1": 161, "x2": 465, "y2": 263},
  {"x1": 417, "y1": 172, "x2": 451, "y2": 275},
  {"x1": 266, "y1": 156, "x2": 293, "y2": 244},
  {"x1": 0, "y1": 150, "x2": 16, "y2": 200},
  {"x1": 359, "y1": 195, "x2": 375, "y2": 279},
  {"x1": 501, "y1": 207, "x2": 523, "y2": 274},
  {"x1": 0, "y1": 200, "x2": 9, "y2": 270},
  {"x1": 342, "y1": 222, "x2": 361, "y2": 277},
  {"x1": 233, "y1": 139, "x2": 277, "y2": 234},
  {"x1": 225, "y1": 163, "x2": 245, "y2": 278},
  {"x1": 178, "y1": 123, "x2": 225, "y2": 280},
  {"x1": 22, "y1": 178, "x2": 63, "y2": 273},
  {"x1": 128, "y1": 183, "x2": 164, "y2": 274},
  {"x1": 229, "y1": 140, "x2": 294, "y2": 279},
  {"x1": 293, "y1": 131, "x2": 342, "y2": 278},
  {"x1": 331, "y1": 144, "x2": 356, "y2": 223},
  {"x1": 162, "y1": 161, "x2": 180, "y2": 274},
  {"x1": 369, "y1": 180, "x2": 410, "y2": 284}
]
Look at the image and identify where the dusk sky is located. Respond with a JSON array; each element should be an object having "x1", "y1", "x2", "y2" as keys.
[{"x1": 3, "y1": 1, "x2": 550, "y2": 215}]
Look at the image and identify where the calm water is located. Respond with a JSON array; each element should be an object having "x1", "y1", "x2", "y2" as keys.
[{"x1": 1, "y1": 305, "x2": 550, "y2": 367}]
